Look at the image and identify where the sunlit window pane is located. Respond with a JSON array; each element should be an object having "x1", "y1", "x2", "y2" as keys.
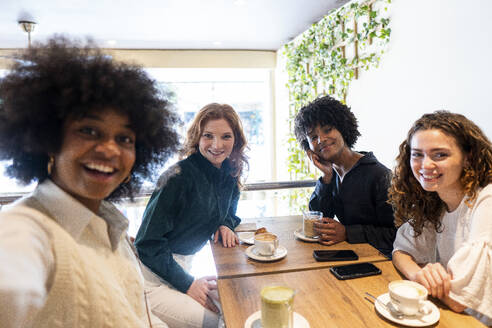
[{"x1": 146, "y1": 68, "x2": 272, "y2": 183}]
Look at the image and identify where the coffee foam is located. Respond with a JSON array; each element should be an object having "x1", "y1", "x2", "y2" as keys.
[
  {"x1": 392, "y1": 283, "x2": 426, "y2": 298},
  {"x1": 262, "y1": 286, "x2": 294, "y2": 302},
  {"x1": 393, "y1": 285, "x2": 420, "y2": 298},
  {"x1": 255, "y1": 233, "x2": 277, "y2": 241}
]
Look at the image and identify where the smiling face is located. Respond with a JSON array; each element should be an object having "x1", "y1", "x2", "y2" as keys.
[
  {"x1": 307, "y1": 125, "x2": 346, "y2": 164},
  {"x1": 50, "y1": 109, "x2": 136, "y2": 212},
  {"x1": 410, "y1": 129, "x2": 467, "y2": 204},
  {"x1": 198, "y1": 118, "x2": 235, "y2": 168}
]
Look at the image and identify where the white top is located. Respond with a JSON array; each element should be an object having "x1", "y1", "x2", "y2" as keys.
[
  {"x1": 394, "y1": 184, "x2": 492, "y2": 325},
  {"x1": 0, "y1": 179, "x2": 166, "y2": 328}
]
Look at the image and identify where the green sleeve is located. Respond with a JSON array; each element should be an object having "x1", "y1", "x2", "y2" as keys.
[
  {"x1": 222, "y1": 184, "x2": 241, "y2": 230},
  {"x1": 135, "y1": 169, "x2": 194, "y2": 293}
]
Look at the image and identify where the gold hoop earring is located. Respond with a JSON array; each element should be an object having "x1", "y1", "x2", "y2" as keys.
[
  {"x1": 123, "y1": 175, "x2": 131, "y2": 184},
  {"x1": 47, "y1": 156, "x2": 54, "y2": 176}
]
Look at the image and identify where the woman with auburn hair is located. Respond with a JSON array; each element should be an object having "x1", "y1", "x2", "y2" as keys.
[
  {"x1": 0, "y1": 36, "x2": 179, "y2": 327},
  {"x1": 388, "y1": 111, "x2": 492, "y2": 325},
  {"x1": 135, "y1": 103, "x2": 248, "y2": 328}
]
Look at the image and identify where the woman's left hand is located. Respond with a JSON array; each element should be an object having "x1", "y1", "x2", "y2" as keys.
[{"x1": 214, "y1": 225, "x2": 238, "y2": 248}]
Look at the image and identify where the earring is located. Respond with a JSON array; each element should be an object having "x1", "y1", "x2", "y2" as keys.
[
  {"x1": 123, "y1": 175, "x2": 131, "y2": 184},
  {"x1": 47, "y1": 156, "x2": 54, "y2": 176}
]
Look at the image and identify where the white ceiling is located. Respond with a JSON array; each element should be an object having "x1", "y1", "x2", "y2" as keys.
[{"x1": 0, "y1": 0, "x2": 349, "y2": 50}]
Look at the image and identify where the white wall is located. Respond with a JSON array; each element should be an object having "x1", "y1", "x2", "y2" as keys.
[{"x1": 348, "y1": 0, "x2": 492, "y2": 169}]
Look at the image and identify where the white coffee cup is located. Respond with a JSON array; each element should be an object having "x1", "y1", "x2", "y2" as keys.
[
  {"x1": 254, "y1": 233, "x2": 279, "y2": 256},
  {"x1": 388, "y1": 280, "x2": 429, "y2": 316},
  {"x1": 302, "y1": 210, "x2": 323, "y2": 238}
]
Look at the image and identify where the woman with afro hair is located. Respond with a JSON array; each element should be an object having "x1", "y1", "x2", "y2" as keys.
[
  {"x1": 0, "y1": 36, "x2": 179, "y2": 328},
  {"x1": 294, "y1": 95, "x2": 396, "y2": 257},
  {"x1": 389, "y1": 111, "x2": 492, "y2": 325}
]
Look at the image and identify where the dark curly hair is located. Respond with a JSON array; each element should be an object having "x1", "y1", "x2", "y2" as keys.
[
  {"x1": 388, "y1": 111, "x2": 492, "y2": 236},
  {"x1": 294, "y1": 95, "x2": 361, "y2": 151},
  {"x1": 181, "y1": 103, "x2": 249, "y2": 187},
  {"x1": 0, "y1": 35, "x2": 180, "y2": 200}
]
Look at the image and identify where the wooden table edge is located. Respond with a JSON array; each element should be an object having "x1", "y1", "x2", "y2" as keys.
[{"x1": 216, "y1": 258, "x2": 392, "y2": 280}]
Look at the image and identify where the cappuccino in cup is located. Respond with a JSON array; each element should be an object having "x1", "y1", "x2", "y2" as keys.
[
  {"x1": 255, "y1": 233, "x2": 277, "y2": 241},
  {"x1": 261, "y1": 286, "x2": 295, "y2": 328},
  {"x1": 389, "y1": 280, "x2": 429, "y2": 316},
  {"x1": 254, "y1": 233, "x2": 279, "y2": 256}
]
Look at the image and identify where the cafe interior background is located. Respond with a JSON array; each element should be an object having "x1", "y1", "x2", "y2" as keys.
[{"x1": 1, "y1": 0, "x2": 491, "y2": 239}]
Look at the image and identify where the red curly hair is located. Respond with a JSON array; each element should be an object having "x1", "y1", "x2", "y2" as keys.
[{"x1": 181, "y1": 103, "x2": 249, "y2": 187}]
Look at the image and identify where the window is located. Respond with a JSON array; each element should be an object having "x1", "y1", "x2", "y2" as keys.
[{"x1": 146, "y1": 68, "x2": 273, "y2": 183}]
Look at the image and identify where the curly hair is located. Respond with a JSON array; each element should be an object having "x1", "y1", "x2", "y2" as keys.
[
  {"x1": 181, "y1": 103, "x2": 248, "y2": 186},
  {"x1": 0, "y1": 35, "x2": 180, "y2": 200},
  {"x1": 294, "y1": 95, "x2": 361, "y2": 151},
  {"x1": 388, "y1": 111, "x2": 492, "y2": 236}
]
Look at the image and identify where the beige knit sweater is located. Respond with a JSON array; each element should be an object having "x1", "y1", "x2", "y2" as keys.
[{"x1": 6, "y1": 205, "x2": 149, "y2": 328}]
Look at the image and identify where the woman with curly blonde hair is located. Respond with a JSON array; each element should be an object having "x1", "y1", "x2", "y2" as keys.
[
  {"x1": 388, "y1": 111, "x2": 492, "y2": 325},
  {"x1": 135, "y1": 103, "x2": 248, "y2": 327}
]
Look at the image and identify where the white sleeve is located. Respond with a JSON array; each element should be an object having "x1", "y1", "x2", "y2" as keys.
[
  {"x1": 392, "y1": 222, "x2": 437, "y2": 264},
  {"x1": 448, "y1": 189, "x2": 492, "y2": 320},
  {"x1": 0, "y1": 211, "x2": 54, "y2": 328}
]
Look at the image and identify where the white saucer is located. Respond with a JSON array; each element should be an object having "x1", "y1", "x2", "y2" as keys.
[
  {"x1": 245, "y1": 245, "x2": 288, "y2": 262},
  {"x1": 238, "y1": 232, "x2": 255, "y2": 245},
  {"x1": 293, "y1": 228, "x2": 319, "y2": 242},
  {"x1": 244, "y1": 311, "x2": 310, "y2": 328},
  {"x1": 374, "y1": 293, "x2": 440, "y2": 327}
]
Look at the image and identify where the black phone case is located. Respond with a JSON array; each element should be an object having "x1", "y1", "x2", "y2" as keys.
[
  {"x1": 329, "y1": 263, "x2": 382, "y2": 280},
  {"x1": 312, "y1": 250, "x2": 359, "y2": 262}
]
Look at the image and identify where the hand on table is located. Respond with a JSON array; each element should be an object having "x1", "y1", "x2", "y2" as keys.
[
  {"x1": 214, "y1": 225, "x2": 238, "y2": 248},
  {"x1": 186, "y1": 276, "x2": 219, "y2": 313},
  {"x1": 410, "y1": 262, "x2": 452, "y2": 299},
  {"x1": 306, "y1": 150, "x2": 333, "y2": 184},
  {"x1": 314, "y1": 218, "x2": 346, "y2": 246}
]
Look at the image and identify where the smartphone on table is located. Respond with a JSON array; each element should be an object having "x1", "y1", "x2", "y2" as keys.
[
  {"x1": 329, "y1": 262, "x2": 381, "y2": 280},
  {"x1": 312, "y1": 249, "x2": 358, "y2": 262}
]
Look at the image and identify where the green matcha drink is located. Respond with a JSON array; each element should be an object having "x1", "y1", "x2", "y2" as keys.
[{"x1": 261, "y1": 286, "x2": 295, "y2": 328}]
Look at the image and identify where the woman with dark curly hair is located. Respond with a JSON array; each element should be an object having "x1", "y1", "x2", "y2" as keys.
[
  {"x1": 0, "y1": 36, "x2": 179, "y2": 328},
  {"x1": 294, "y1": 95, "x2": 396, "y2": 257},
  {"x1": 389, "y1": 111, "x2": 492, "y2": 325},
  {"x1": 135, "y1": 103, "x2": 248, "y2": 328}
]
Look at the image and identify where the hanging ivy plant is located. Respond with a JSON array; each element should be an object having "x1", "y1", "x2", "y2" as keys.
[{"x1": 283, "y1": 0, "x2": 391, "y2": 209}]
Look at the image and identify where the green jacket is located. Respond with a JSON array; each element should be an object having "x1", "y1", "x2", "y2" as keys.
[{"x1": 135, "y1": 152, "x2": 241, "y2": 293}]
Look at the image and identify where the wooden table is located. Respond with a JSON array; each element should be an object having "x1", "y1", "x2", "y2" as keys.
[
  {"x1": 211, "y1": 216, "x2": 388, "y2": 278},
  {"x1": 218, "y1": 261, "x2": 486, "y2": 328}
]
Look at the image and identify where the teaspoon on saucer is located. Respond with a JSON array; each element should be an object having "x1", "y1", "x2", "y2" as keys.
[{"x1": 365, "y1": 292, "x2": 404, "y2": 319}]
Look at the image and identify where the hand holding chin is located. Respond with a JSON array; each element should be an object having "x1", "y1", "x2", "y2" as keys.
[{"x1": 306, "y1": 150, "x2": 333, "y2": 183}]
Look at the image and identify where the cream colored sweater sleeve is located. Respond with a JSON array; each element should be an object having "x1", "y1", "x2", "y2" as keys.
[
  {"x1": 0, "y1": 213, "x2": 54, "y2": 328},
  {"x1": 447, "y1": 185, "x2": 492, "y2": 324}
]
